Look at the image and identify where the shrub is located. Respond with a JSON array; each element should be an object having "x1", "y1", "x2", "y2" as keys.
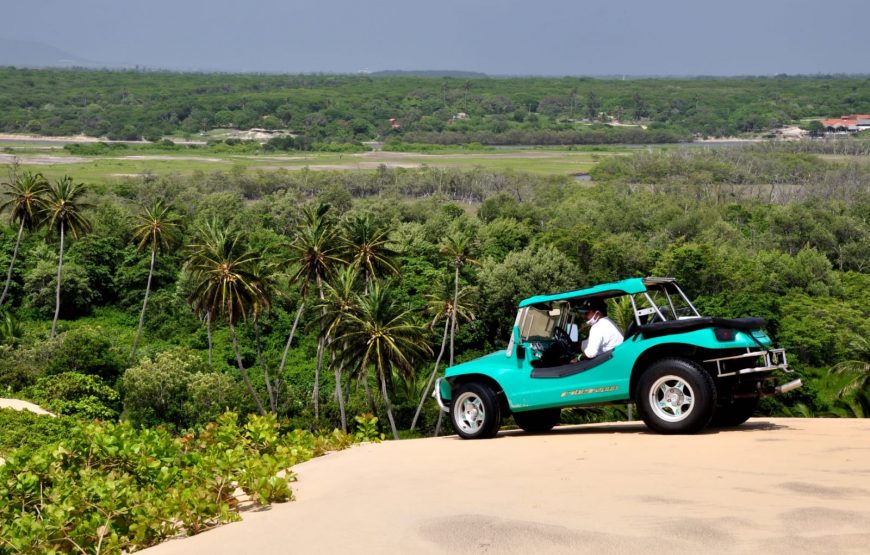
[
  {"x1": 0, "y1": 408, "x2": 76, "y2": 455},
  {"x1": 44, "y1": 326, "x2": 127, "y2": 382},
  {"x1": 23, "y1": 260, "x2": 94, "y2": 319},
  {"x1": 0, "y1": 412, "x2": 355, "y2": 553},
  {"x1": 21, "y1": 372, "x2": 120, "y2": 420},
  {"x1": 184, "y1": 372, "x2": 246, "y2": 427},
  {"x1": 121, "y1": 353, "x2": 194, "y2": 429},
  {"x1": 122, "y1": 348, "x2": 238, "y2": 429}
]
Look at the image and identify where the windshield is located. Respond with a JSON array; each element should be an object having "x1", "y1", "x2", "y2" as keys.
[{"x1": 520, "y1": 306, "x2": 560, "y2": 341}]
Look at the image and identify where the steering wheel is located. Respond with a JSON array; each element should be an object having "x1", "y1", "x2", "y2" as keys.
[{"x1": 552, "y1": 326, "x2": 573, "y2": 354}]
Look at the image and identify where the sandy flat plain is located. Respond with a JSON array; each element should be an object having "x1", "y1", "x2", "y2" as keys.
[{"x1": 146, "y1": 418, "x2": 870, "y2": 554}]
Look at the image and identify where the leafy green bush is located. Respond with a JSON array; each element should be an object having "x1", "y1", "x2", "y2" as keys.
[
  {"x1": 0, "y1": 409, "x2": 75, "y2": 456},
  {"x1": 23, "y1": 260, "x2": 95, "y2": 319},
  {"x1": 121, "y1": 350, "x2": 198, "y2": 428},
  {"x1": 63, "y1": 142, "x2": 130, "y2": 156},
  {"x1": 353, "y1": 413, "x2": 385, "y2": 442},
  {"x1": 0, "y1": 412, "x2": 354, "y2": 553},
  {"x1": 122, "y1": 348, "x2": 243, "y2": 429},
  {"x1": 44, "y1": 326, "x2": 127, "y2": 382},
  {"x1": 184, "y1": 372, "x2": 246, "y2": 427},
  {"x1": 21, "y1": 372, "x2": 120, "y2": 420}
]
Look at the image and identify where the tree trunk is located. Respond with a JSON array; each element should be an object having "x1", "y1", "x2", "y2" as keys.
[
  {"x1": 378, "y1": 363, "x2": 399, "y2": 440},
  {"x1": 450, "y1": 264, "x2": 459, "y2": 366},
  {"x1": 254, "y1": 320, "x2": 277, "y2": 413},
  {"x1": 411, "y1": 318, "x2": 449, "y2": 431},
  {"x1": 230, "y1": 323, "x2": 266, "y2": 416},
  {"x1": 50, "y1": 222, "x2": 65, "y2": 339},
  {"x1": 277, "y1": 302, "x2": 304, "y2": 377},
  {"x1": 363, "y1": 371, "x2": 377, "y2": 415},
  {"x1": 333, "y1": 348, "x2": 347, "y2": 432},
  {"x1": 131, "y1": 247, "x2": 156, "y2": 360},
  {"x1": 313, "y1": 273, "x2": 326, "y2": 420},
  {"x1": 206, "y1": 310, "x2": 213, "y2": 365},
  {"x1": 0, "y1": 219, "x2": 25, "y2": 308}
]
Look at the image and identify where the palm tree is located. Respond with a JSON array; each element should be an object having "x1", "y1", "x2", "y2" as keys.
[
  {"x1": 338, "y1": 281, "x2": 431, "y2": 439},
  {"x1": 130, "y1": 200, "x2": 180, "y2": 359},
  {"x1": 829, "y1": 341, "x2": 870, "y2": 418},
  {"x1": 186, "y1": 227, "x2": 270, "y2": 416},
  {"x1": 833, "y1": 391, "x2": 870, "y2": 418},
  {"x1": 341, "y1": 214, "x2": 398, "y2": 293},
  {"x1": 285, "y1": 203, "x2": 342, "y2": 420},
  {"x1": 251, "y1": 257, "x2": 282, "y2": 413},
  {"x1": 42, "y1": 176, "x2": 91, "y2": 338},
  {"x1": 410, "y1": 275, "x2": 475, "y2": 431},
  {"x1": 439, "y1": 232, "x2": 480, "y2": 367},
  {"x1": 0, "y1": 171, "x2": 48, "y2": 307},
  {"x1": 188, "y1": 218, "x2": 225, "y2": 365},
  {"x1": 317, "y1": 265, "x2": 362, "y2": 431}
]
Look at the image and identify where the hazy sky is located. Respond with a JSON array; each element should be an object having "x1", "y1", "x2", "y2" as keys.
[{"x1": 5, "y1": 0, "x2": 870, "y2": 75}]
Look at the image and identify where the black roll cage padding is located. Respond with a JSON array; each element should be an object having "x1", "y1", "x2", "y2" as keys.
[
  {"x1": 639, "y1": 317, "x2": 767, "y2": 339},
  {"x1": 530, "y1": 350, "x2": 614, "y2": 379}
]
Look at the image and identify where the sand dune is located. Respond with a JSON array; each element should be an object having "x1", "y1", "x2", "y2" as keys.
[
  {"x1": 145, "y1": 418, "x2": 870, "y2": 554},
  {"x1": 0, "y1": 398, "x2": 53, "y2": 415}
]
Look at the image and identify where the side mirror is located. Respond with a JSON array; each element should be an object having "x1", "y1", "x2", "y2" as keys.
[{"x1": 516, "y1": 344, "x2": 525, "y2": 360}]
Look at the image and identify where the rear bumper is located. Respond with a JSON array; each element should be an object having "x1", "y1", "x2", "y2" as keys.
[
  {"x1": 704, "y1": 348, "x2": 790, "y2": 378},
  {"x1": 705, "y1": 348, "x2": 801, "y2": 397}
]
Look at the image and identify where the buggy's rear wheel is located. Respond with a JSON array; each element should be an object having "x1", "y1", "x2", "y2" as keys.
[{"x1": 636, "y1": 358, "x2": 716, "y2": 434}]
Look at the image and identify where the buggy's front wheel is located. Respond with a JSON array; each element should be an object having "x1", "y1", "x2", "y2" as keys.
[{"x1": 451, "y1": 383, "x2": 502, "y2": 439}]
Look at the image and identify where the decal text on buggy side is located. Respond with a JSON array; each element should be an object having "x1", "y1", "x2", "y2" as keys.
[{"x1": 561, "y1": 385, "x2": 619, "y2": 398}]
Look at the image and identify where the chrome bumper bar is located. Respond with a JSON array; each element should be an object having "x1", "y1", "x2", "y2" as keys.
[
  {"x1": 704, "y1": 348, "x2": 789, "y2": 378},
  {"x1": 432, "y1": 378, "x2": 450, "y2": 413}
]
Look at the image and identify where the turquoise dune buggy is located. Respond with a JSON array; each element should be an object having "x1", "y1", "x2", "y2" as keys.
[{"x1": 435, "y1": 277, "x2": 801, "y2": 439}]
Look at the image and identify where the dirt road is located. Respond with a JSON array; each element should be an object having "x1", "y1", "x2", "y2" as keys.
[{"x1": 146, "y1": 418, "x2": 870, "y2": 554}]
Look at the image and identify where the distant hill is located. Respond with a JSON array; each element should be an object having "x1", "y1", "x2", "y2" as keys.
[
  {"x1": 0, "y1": 37, "x2": 95, "y2": 68},
  {"x1": 369, "y1": 70, "x2": 488, "y2": 78}
]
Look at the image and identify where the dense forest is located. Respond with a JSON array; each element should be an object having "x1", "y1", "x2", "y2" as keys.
[
  {"x1": 0, "y1": 143, "x2": 867, "y2": 437},
  {"x1": 1, "y1": 69, "x2": 869, "y2": 552},
  {"x1": 3, "y1": 68, "x2": 870, "y2": 144}
]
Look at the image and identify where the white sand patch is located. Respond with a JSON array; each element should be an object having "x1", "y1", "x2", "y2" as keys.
[
  {"x1": 144, "y1": 418, "x2": 870, "y2": 555},
  {"x1": 0, "y1": 398, "x2": 54, "y2": 416},
  {"x1": 114, "y1": 155, "x2": 224, "y2": 162},
  {"x1": 253, "y1": 162, "x2": 425, "y2": 172},
  {"x1": 0, "y1": 153, "x2": 87, "y2": 165}
]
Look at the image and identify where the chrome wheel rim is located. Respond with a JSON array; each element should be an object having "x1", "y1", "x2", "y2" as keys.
[
  {"x1": 453, "y1": 391, "x2": 486, "y2": 435},
  {"x1": 649, "y1": 375, "x2": 695, "y2": 422}
]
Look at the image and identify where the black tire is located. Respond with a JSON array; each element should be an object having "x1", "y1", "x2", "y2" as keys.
[
  {"x1": 711, "y1": 397, "x2": 758, "y2": 427},
  {"x1": 513, "y1": 408, "x2": 561, "y2": 434},
  {"x1": 635, "y1": 358, "x2": 716, "y2": 434},
  {"x1": 451, "y1": 382, "x2": 502, "y2": 439}
]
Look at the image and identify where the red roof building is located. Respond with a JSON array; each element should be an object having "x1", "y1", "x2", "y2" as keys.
[{"x1": 820, "y1": 114, "x2": 870, "y2": 131}]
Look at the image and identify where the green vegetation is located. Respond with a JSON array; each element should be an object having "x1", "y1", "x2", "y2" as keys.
[
  {"x1": 0, "y1": 412, "x2": 354, "y2": 553},
  {"x1": 0, "y1": 142, "x2": 865, "y2": 436},
  {"x1": 3, "y1": 68, "x2": 870, "y2": 144},
  {"x1": 0, "y1": 70, "x2": 868, "y2": 552}
]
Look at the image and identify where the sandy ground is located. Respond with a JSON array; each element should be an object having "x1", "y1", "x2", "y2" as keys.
[
  {"x1": 0, "y1": 153, "x2": 87, "y2": 165},
  {"x1": 145, "y1": 418, "x2": 870, "y2": 554},
  {"x1": 0, "y1": 398, "x2": 53, "y2": 416},
  {"x1": 0, "y1": 133, "x2": 206, "y2": 145},
  {"x1": 254, "y1": 162, "x2": 427, "y2": 172}
]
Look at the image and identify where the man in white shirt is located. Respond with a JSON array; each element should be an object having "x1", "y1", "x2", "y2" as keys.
[{"x1": 580, "y1": 299, "x2": 624, "y2": 359}]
